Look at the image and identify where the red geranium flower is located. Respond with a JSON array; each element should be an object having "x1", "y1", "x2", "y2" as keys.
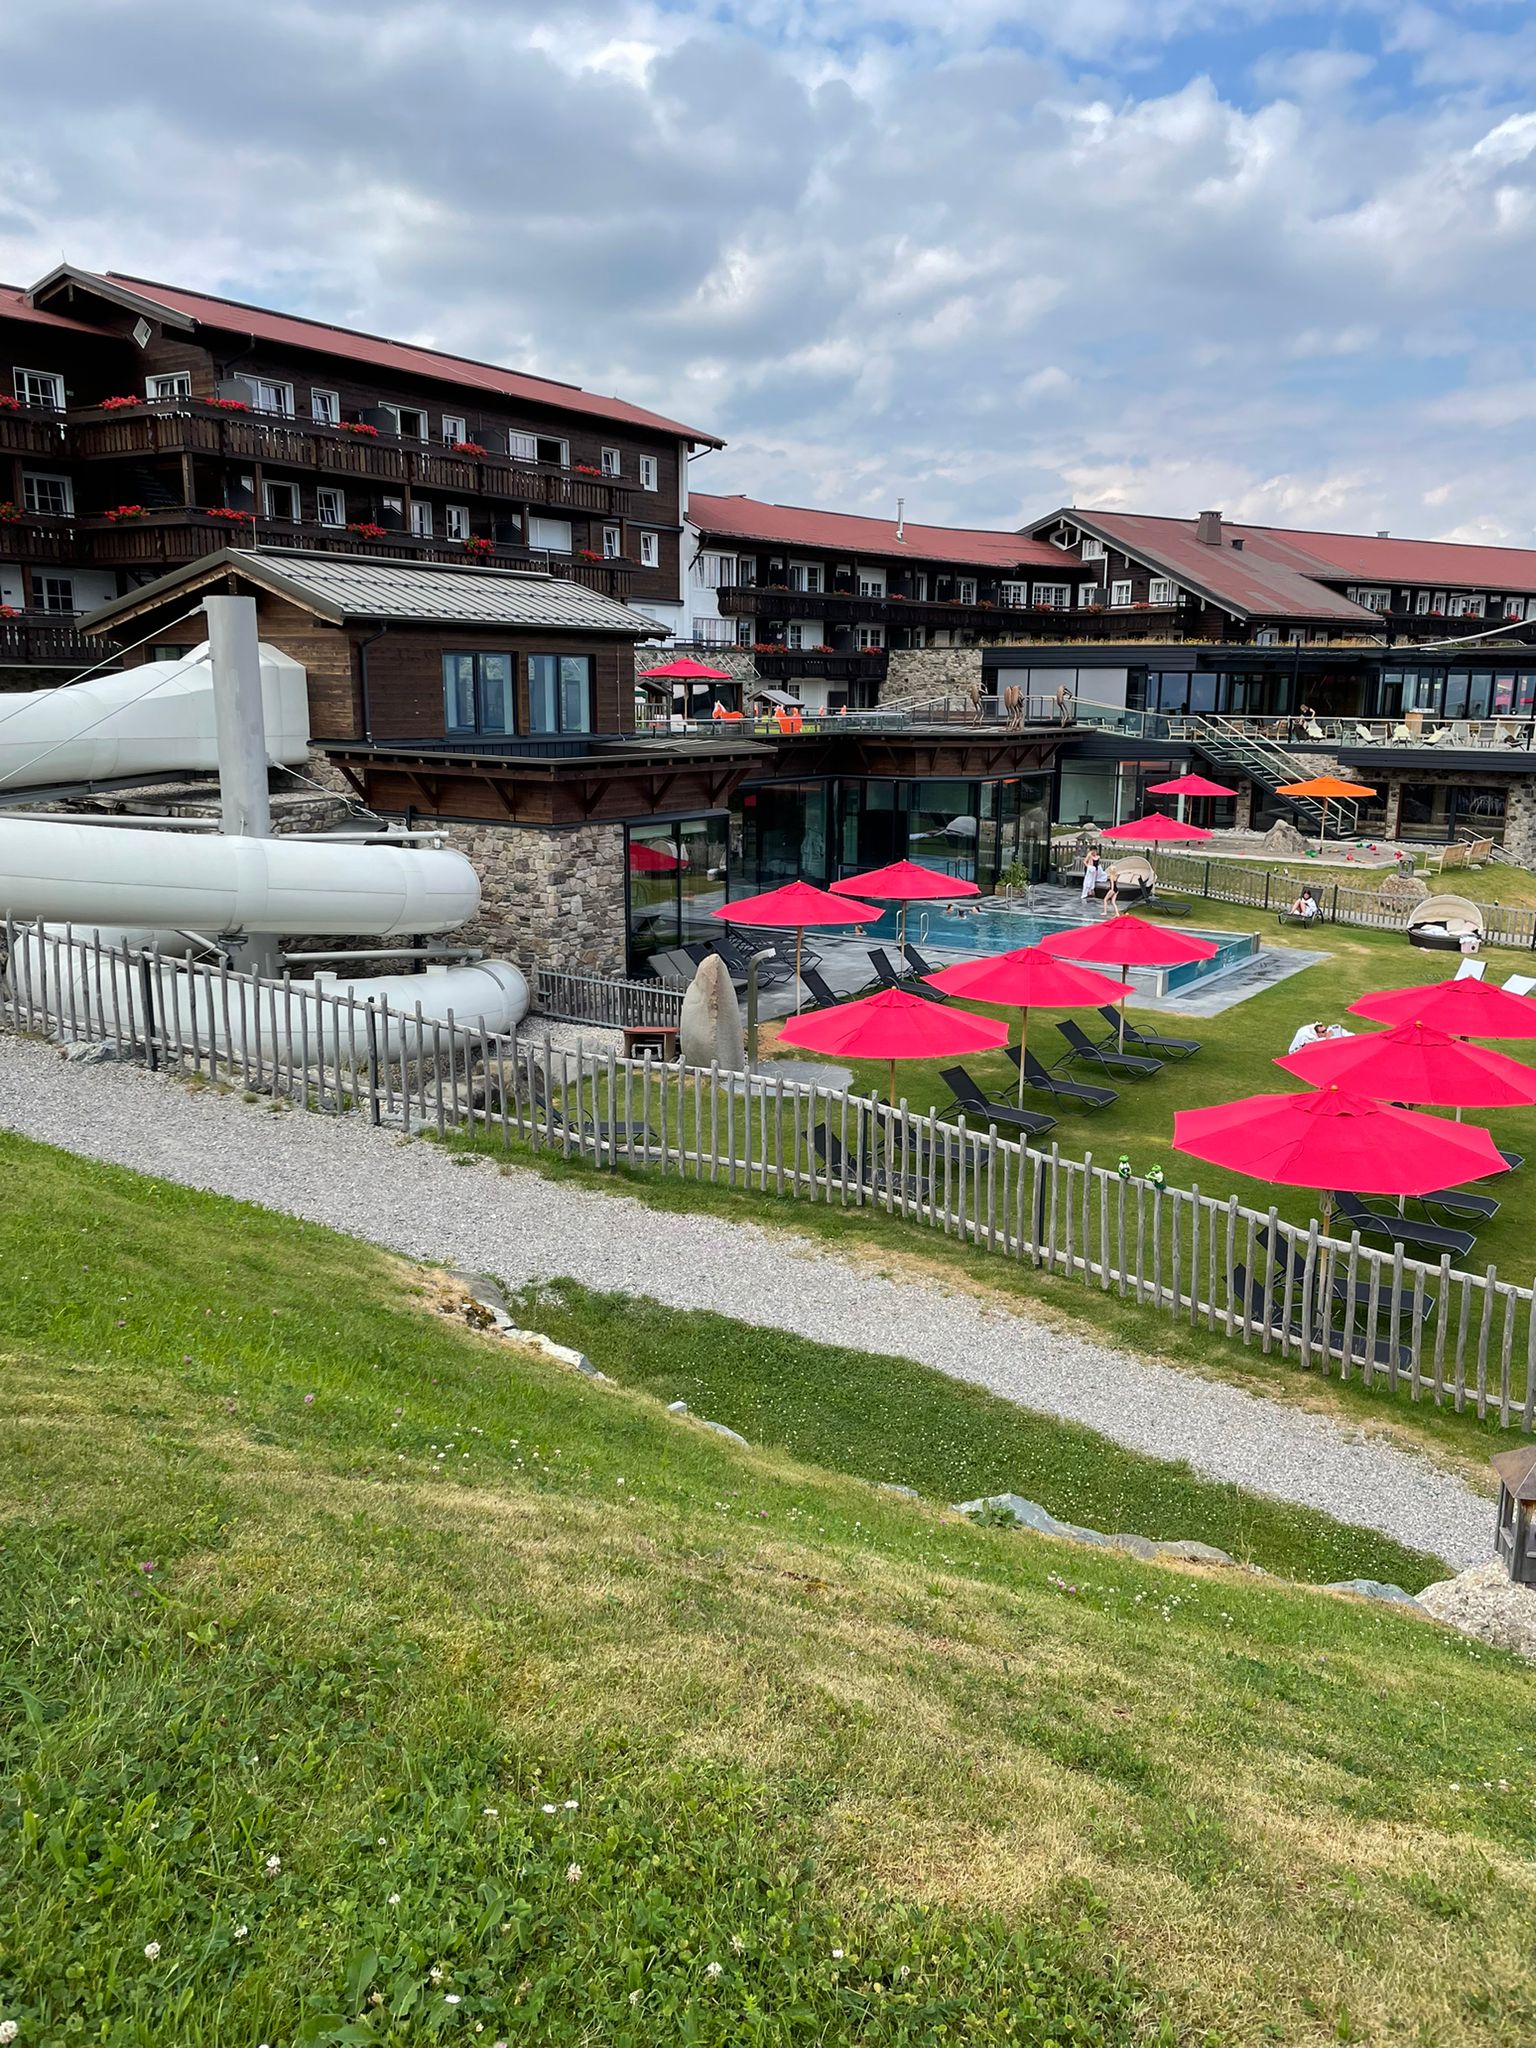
[{"x1": 100, "y1": 395, "x2": 144, "y2": 411}]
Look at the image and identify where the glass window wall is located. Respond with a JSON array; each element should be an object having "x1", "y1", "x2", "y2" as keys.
[{"x1": 626, "y1": 815, "x2": 730, "y2": 972}]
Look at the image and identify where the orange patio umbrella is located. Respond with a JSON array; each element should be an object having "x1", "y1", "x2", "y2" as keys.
[{"x1": 1275, "y1": 773, "x2": 1375, "y2": 844}]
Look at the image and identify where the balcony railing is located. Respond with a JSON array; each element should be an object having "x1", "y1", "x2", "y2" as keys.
[
  {"x1": 0, "y1": 609, "x2": 119, "y2": 668},
  {"x1": 0, "y1": 403, "x2": 66, "y2": 458},
  {"x1": 751, "y1": 648, "x2": 888, "y2": 683},
  {"x1": 65, "y1": 401, "x2": 632, "y2": 514},
  {"x1": 73, "y1": 508, "x2": 635, "y2": 596},
  {"x1": 715, "y1": 585, "x2": 1078, "y2": 633},
  {"x1": 0, "y1": 513, "x2": 78, "y2": 562},
  {"x1": 1164, "y1": 710, "x2": 1536, "y2": 753}
]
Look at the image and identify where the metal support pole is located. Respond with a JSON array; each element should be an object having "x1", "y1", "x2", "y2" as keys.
[
  {"x1": 204, "y1": 594, "x2": 277, "y2": 975},
  {"x1": 745, "y1": 947, "x2": 775, "y2": 1067}
]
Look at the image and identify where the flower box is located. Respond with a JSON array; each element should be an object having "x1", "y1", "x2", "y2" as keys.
[
  {"x1": 205, "y1": 507, "x2": 254, "y2": 525},
  {"x1": 207, "y1": 397, "x2": 249, "y2": 412},
  {"x1": 573, "y1": 463, "x2": 603, "y2": 476},
  {"x1": 0, "y1": 397, "x2": 20, "y2": 413},
  {"x1": 340, "y1": 421, "x2": 380, "y2": 438},
  {"x1": 0, "y1": 604, "x2": 18, "y2": 619},
  {"x1": 451, "y1": 441, "x2": 488, "y2": 457},
  {"x1": 348, "y1": 521, "x2": 388, "y2": 540},
  {"x1": 0, "y1": 503, "x2": 22, "y2": 523},
  {"x1": 461, "y1": 536, "x2": 494, "y2": 558},
  {"x1": 578, "y1": 548, "x2": 603, "y2": 562},
  {"x1": 103, "y1": 504, "x2": 147, "y2": 523},
  {"x1": 99, "y1": 395, "x2": 144, "y2": 411}
]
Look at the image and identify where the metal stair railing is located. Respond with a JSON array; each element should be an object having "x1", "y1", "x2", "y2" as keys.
[{"x1": 1168, "y1": 713, "x2": 1335, "y2": 833}]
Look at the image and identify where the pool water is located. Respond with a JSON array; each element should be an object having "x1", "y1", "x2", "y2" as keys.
[{"x1": 872, "y1": 903, "x2": 1259, "y2": 995}]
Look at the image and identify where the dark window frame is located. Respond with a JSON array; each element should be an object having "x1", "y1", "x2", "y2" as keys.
[
  {"x1": 528, "y1": 651, "x2": 594, "y2": 736},
  {"x1": 442, "y1": 649, "x2": 516, "y2": 738}
]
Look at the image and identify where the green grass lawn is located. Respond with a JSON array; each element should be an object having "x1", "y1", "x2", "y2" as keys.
[{"x1": 3, "y1": 1134, "x2": 1536, "y2": 2045}]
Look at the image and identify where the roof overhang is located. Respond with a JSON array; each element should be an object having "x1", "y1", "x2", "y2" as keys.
[{"x1": 28, "y1": 264, "x2": 198, "y2": 332}]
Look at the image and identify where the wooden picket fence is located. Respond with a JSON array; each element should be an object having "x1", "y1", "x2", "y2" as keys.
[{"x1": 5, "y1": 920, "x2": 1534, "y2": 1432}]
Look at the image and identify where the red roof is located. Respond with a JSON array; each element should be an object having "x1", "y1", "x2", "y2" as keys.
[
  {"x1": 1063, "y1": 508, "x2": 1536, "y2": 615},
  {"x1": 689, "y1": 491, "x2": 1074, "y2": 571},
  {"x1": 34, "y1": 269, "x2": 723, "y2": 446},
  {"x1": 0, "y1": 283, "x2": 113, "y2": 337},
  {"x1": 1062, "y1": 512, "x2": 1379, "y2": 623}
]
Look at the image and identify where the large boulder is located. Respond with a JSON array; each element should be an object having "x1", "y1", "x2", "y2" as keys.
[
  {"x1": 1416, "y1": 1560, "x2": 1536, "y2": 1658},
  {"x1": 1262, "y1": 816, "x2": 1311, "y2": 857},
  {"x1": 1375, "y1": 871, "x2": 1429, "y2": 911},
  {"x1": 678, "y1": 952, "x2": 745, "y2": 1073}
]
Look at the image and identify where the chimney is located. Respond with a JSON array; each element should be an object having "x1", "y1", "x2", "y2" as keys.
[
  {"x1": 895, "y1": 496, "x2": 905, "y2": 542},
  {"x1": 1195, "y1": 509, "x2": 1223, "y2": 545},
  {"x1": 1377, "y1": 529, "x2": 1389, "y2": 539}
]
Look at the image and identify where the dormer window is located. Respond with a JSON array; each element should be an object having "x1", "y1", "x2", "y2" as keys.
[{"x1": 1079, "y1": 537, "x2": 1106, "y2": 562}]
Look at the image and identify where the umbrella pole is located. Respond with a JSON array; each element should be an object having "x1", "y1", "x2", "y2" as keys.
[
  {"x1": 795, "y1": 927, "x2": 803, "y2": 1014},
  {"x1": 1176, "y1": 794, "x2": 1186, "y2": 824},
  {"x1": 1017, "y1": 1009, "x2": 1028, "y2": 1105},
  {"x1": 1119, "y1": 986, "x2": 1128, "y2": 1052},
  {"x1": 898, "y1": 902, "x2": 907, "y2": 954},
  {"x1": 888, "y1": 1057, "x2": 898, "y2": 1108}
]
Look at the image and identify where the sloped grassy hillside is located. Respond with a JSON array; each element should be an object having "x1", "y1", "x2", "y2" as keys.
[{"x1": 0, "y1": 1133, "x2": 1532, "y2": 2047}]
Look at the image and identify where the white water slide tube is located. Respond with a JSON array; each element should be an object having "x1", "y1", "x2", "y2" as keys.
[{"x1": 10, "y1": 932, "x2": 529, "y2": 1059}]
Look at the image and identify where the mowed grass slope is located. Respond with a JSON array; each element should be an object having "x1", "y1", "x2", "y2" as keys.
[{"x1": 0, "y1": 1134, "x2": 1533, "y2": 2046}]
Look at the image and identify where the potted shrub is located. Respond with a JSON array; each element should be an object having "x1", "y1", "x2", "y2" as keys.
[{"x1": 99, "y1": 395, "x2": 144, "y2": 410}]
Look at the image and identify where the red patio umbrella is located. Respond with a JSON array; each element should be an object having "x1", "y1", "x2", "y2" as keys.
[
  {"x1": 1276, "y1": 1019, "x2": 1536, "y2": 1111},
  {"x1": 637, "y1": 656, "x2": 736, "y2": 681},
  {"x1": 775, "y1": 985, "x2": 1007, "y2": 1104},
  {"x1": 628, "y1": 841, "x2": 684, "y2": 874},
  {"x1": 925, "y1": 946, "x2": 1132, "y2": 1102},
  {"x1": 1100, "y1": 813, "x2": 1213, "y2": 843},
  {"x1": 832, "y1": 858, "x2": 980, "y2": 951},
  {"x1": 1039, "y1": 913, "x2": 1219, "y2": 1047},
  {"x1": 713, "y1": 880, "x2": 880, "y2": 1011},
  {"x1": 1349, "y1": 977, "x2": 1536, "y2": 1039},
  {"x1": 1148, "y1": 774, "x2": 1236, "y2": 798},
  {"x1": 1173, "y1": 1085, "x2": 1509, "y2": 1230}
]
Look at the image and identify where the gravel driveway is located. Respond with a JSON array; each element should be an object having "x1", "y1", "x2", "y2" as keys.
[{"x1": 0, "y1": 1034, "x2": 1496, "y2": 1565}]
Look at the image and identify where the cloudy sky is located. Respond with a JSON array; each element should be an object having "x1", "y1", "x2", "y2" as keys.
[{"x1": 6, "y1": 0, "x2": 1536, "y2": 541}]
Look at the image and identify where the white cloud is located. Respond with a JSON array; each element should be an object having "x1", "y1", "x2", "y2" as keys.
[{"x1": 3, "y1": 0, "x2": 1536, "y2": 542}]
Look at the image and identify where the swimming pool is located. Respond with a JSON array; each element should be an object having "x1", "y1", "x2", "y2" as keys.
[{"x1": 871, "y1": 903, "x2": 1259, "y2": 996}]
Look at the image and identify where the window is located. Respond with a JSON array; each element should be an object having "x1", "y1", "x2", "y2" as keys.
[
  {"x1": 1148, "y1": 578, "x2": 1180, "y2": 606},
  {"x1": 21, "y1": 472, "x2": 72, "y2": 516},
  {"x1": 262, "y1": 479, "x2": 300, "y2": 522},
  {"x1": 694, "y1": 553, "x2": 734, "y2": 588},
  {"x1": 442, "y1": 651, "x2": 514, "y2": 736},
  {"x1": 1254, "y1": 628, "x2": 1278, "y2": 647},
  {"x1": 1449, "y1": 594, "x2": 1484, "y2": 618},
  {"x1": 736, "y1": 557, "x2": 757, "y2": 587},
  {"x1": 999, "y1": 581, "x2": 1028, "y2": 606},
  {"x1": 735, "y1": 620, "x2": 753, "y2": 647},
  {"x1": 639, "y1": 455, "x2": 658, "y2": 492},
  {"x1": 787, "y1": 623, "x2": 805, "y2": 649},
  {"x1": 316, "y1": 486, "x2": 345, "y2": 527},
  {"x1": 410, "y1": 500, "x2": 434, "y2": 538},
  {"x1": 311, "y1": 388, "x2": 340, "y2": 426},
  {"x1": 380, "y1": 494, "x2": 404, "y2": 529},
  {"x1": 150, "y1": 644, "x2": 195, "y2": 662},
  {"x1": 511, "y1": 432, "x2": 568, "y2": 466},
  {"x1": 602, "y1": 525, "x2": 622, "y2": 558},
  {"x1": 528, "y1": 652, "x2": 593, "y2": 734},
  {"x1": 639, "y1": 531, "x2": 660, "y2": 569},
  {"x1": 146, "y1": 372, "x2": 192, "y2": 400},
  {"x1": 1079, "y1": 537, "x2": 1106, "y2": 562},
  {"x1": 1110, "y1": 579, "x2": 1134, "y2": 607},
  {"x1": 445, "y1": 503, "x2": 470, "y2": 540},
  {"x1": 601, "y1": 447, "x2": 622, "y2": 476},
  {"x1": 383, "y1": 404, "x2": 428, "y2": 441},
  {"x1": 857, "y1": 567, "x2": 886, "y2": 597},
  {"x1": 789, "y1": 563, "x2": 822, "y2": 593},
  {"x1": 13, "y1": 367, "x2": 64, "y2": 409},
  {"x1": 33, "y1": 575, "x2": 75, "y2": 613},
  {"x1": 441, "y1": 415, "x2": 467, "y2": 445},
  {"x1": 1078, "y1": 585, "x2": 1102, "y2": 608},
  {"x1": 249, "y1": 378, "x2": 294, "y2": 416},
  {"x1": 855, "y1": 625, "x2": 884, "y2": 650},
  {"x1": 1032, "y1": 582, "x2": 1071, "y2": 609},
  {"x1": 1414, "y1": 590, "x2": 1432, "y2": 615},
  {"x1": 528, "y1": 515, "x2": 573, "y2": 553}
]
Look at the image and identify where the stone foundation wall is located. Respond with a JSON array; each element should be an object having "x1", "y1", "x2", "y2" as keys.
[
  {"x1": 435, "y1": 819, "x2": 628, "y2": 976},
  {"x1": 1498, "y1": 777, "x2": 1536, "y2": 867},
  {"x1": 882, "y1": 647, "x2": 985, "y2": 709}
]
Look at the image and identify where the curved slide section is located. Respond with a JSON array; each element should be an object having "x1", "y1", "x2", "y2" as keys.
[
  {"x1": 0, "y1": 820, "x2": 482, "y2": 937},
  {"x1": 0, "y1": 643, "x2": 311, "y2": 789}
]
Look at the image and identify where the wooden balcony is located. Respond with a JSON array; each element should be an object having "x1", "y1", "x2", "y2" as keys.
[
  {"x1": 716, "y1": 586, "x2": 1058, "y2": 633},
  {"x1": 0, "y1": 404, "x2": 66, "y2": 459},
  {"x1": 65, "y1": 402, "x2": 632, "y2": 513},
  {"x1": 751, "y1": 648, "x2": 888, "y2": 684},
  {"x1": 0, "y1": 609, "x2": 119, "y2": 669},
  {"x1": 0, "y1": 513, "x2": 78, "y2": 562},
  {"x1": 76, "y1": 508, "x2": 635, "y2": 597}
]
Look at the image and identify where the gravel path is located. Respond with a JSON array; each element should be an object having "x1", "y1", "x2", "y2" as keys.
[{"x1": 0, "y1": 1034, "x2": 1495, "y2": 1566}]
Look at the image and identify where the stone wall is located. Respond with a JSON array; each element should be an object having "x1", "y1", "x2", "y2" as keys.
[
  {"x1": 436, "y1": 818, "x2": 628, "y2": 975},
  {"x1": 882, "y1": 647, "x2": 985, "y2": 709},
  {"x1": 1500, "y1": 777, "x2": 1536, "y2": 867}
]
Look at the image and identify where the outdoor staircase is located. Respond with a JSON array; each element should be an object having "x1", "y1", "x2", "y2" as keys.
[{"x1": 1173, "y1": 715, "x2": 1359, "y2": 837}]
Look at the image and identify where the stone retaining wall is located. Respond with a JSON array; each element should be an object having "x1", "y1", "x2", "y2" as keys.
[
  {"x1": 436, "y1": 818, "x2": 628, "y2": 975},
  {"x1": 882, "y1": 647, "x2": 985, "y2": 707}
]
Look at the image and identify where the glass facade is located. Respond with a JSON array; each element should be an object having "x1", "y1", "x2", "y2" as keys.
[
  {"x1": 442, "y1": 651, "x2": 513, "y2": 736},
  {"x1": 625, "y1": 815, "x2": 730, "y2": 970},
  {"x1": 528, "y1": 653, "x2": 593, "y2": 734}
]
